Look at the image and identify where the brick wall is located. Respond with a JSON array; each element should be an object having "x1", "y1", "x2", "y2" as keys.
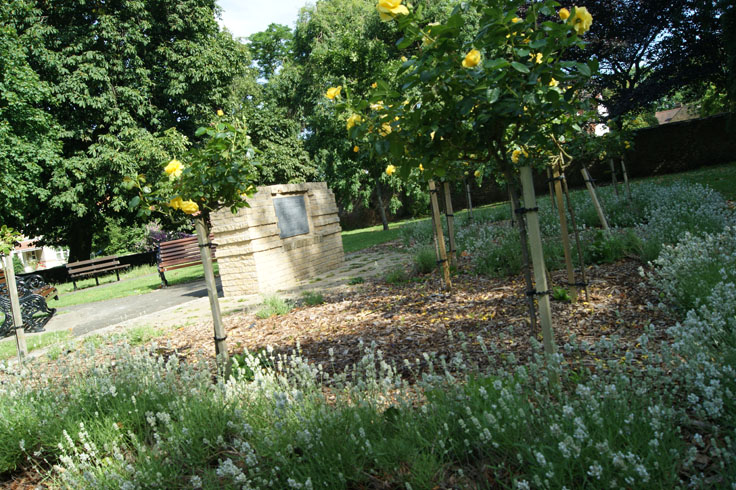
[{"x1": 210, "y1": 182, "x2": 344, "y2": 296}]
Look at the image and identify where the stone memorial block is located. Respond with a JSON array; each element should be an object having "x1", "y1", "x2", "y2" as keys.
[{"x1": 210, "y1": 182, "x2": 344, "y2": 296}]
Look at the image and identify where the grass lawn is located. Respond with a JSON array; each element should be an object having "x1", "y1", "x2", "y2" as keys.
[
  {"x1": 639, "y1": 161, "x2": 736, "y2": 200},
  {"x1": 0, "y1": 329, "x2": 72, "y2": 360}
]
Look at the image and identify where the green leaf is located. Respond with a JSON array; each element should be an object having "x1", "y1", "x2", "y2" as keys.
[
  {"x1": 578, "y1": 62, "x2": 591, "y2": 77},
  {"x1": 487, "y1": 87, "x2": 500, "y2": 104},
  {"x1": 194, "y1": 127, "x2": 208, "y2": 137},
  {"x1": 129, "y1": 195, "x2": 140, "y2": 209},
  {"x1": 511, "y1": 62, "x2": 530, "y2": 74}
]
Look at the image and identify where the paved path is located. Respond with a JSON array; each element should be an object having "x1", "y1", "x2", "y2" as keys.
[{"x1": 36, "y1": 243, "x2": 412, "y2": 339}]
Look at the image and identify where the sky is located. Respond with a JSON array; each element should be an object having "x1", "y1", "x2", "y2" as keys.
[{"x1": 216, "y1": 0, "x2": 313, "y2": 39}]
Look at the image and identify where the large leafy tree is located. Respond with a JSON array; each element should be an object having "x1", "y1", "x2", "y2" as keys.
[
  {"x1": 0, "y1": 1, "x2": 59, "y2": 230},
  {"x1": 577, "y1": 0, "x2": 727, "y2": 123},
  {"x1": 8, "y1": 0, "x2": 248, "y2": 261}
]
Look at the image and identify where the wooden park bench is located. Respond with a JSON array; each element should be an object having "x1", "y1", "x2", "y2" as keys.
[
  {"x1": 65, "y1": 255, "x2": 130, "y2": 290},
  {"x1": 156, "y1": 235, "x2": 216, "y2": 287},
  {"x1": 0, "y1": 271, "x2": 58, "y2": 336}
]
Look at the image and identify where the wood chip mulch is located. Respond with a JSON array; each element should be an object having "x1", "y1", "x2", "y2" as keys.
[{"x1": 161, "y1": 258, "x2": 675, "y2": 379}]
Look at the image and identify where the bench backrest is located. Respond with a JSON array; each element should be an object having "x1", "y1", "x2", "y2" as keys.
[
  {"x1": 157, "y1": 236, "x2": 216, "y2": 270},
  {"x1": 65, "y1": 255, "x2": 121, "y2": 274}
]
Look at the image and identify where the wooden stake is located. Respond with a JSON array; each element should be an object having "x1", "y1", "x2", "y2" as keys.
[
  {"x1": 465, "y1": 178, "x2": 474, "y2": 220},
  {"x1": 608, "y1": 158, "x2": 620, "y2": 198},
  {"x1": 195, "y1": 217, "x2": 230, "y2": 376},
  {"x1": 429, "y1": 180, "x2": 452, "y2": 289},
  {"x1": 2, "y1": 255, "x2": 28, "y2": 364},
  {"x1": 581, "y1": 165, "x2": 610, "y2": 233},
  {"x1": 505, "y1": 176, "x2": 537, "y2": 337},
  {"x1": 552, "y1": 166, "x2": 577, "y2": 302},
  {"x1": 621, "y1": 157, "x2": 632, "y2": 202},
  {"x1": 547, "y1": 167, "x2": 557, "y2": 212},
  {"x1": 443, "y1": 181, "x2": 457, "y2": 269},
  {"x1": 519, "y1": 166, "x2": 557, "y2": 355},
  {"x1": 561, "y1": 167, "x2": 589, "y2": 301}
]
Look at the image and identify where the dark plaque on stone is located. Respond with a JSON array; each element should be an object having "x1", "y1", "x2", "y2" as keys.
[{"x1": 273, "y1": 195, "x2": 310, "y2": 238}]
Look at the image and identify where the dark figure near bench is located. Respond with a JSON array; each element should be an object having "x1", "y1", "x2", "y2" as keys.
[
  {"x1": 0, "y1": 272, "x2": 58, "y2": 337},
  {"x1": 65, "y1": 255, "x2": 130, "y2": 290}
]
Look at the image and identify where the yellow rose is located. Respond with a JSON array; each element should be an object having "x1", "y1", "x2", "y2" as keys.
[
  {"x1": 376, "y1": 0, "x2": 409, "y2": 22},
  {"x1": 379, "y1": 123, "x2": 392, "y2": 136},
  {"x1": 325, "y1": 86, "x2": 342, "y2": 100},
  {"x1": 180, "y1": 200, "x2": 199, "y2": 215},
  {"x1": 168, "y1": 196, "x2": 183, "y2": 209},
  {"x1": 512, "y1": 17, "x2": 522, "y2": 23},
  {"x1": 559, "y1": 8, "x2": 570, "y2": 20},
  {"x1": 370, "y1": 101, "x2": 384, "y2": 111},
  {"x1": 217, "y1": 109, "x2": 224, "y2": 117},
  {"x1": 353, "y1": 145, "x2": 360, "y2": 152},
  {"x1": 401, "y1": 56, "x2": 408, "y2": 62},
  {"x1": 419, "y1": 164, "x2": 424, "y2": 172},
  {"x1": 474, "y1": 170, "x2": 481, "y2": 178},
  {"x1": 385, "y1": 164, "x2": 396, "y2": 176},
  {"x1": 571, "y1": 6, "x2": 593, "y2": 35},
  {"x1": 462, "y1": 49, "x2": 481, "y2": 68},
  {"x1": 549, "y1": 78, "x2": 559, "y2": 87},
  {"x1": 346, "y1": 113, "x2": 364, "y2": 130},
  {"x1": 530, "y1": 52, "x2": 543, "y2": 64},
  {"x1": 164, "y1": 159, "x2": 184, "y2": 179},
  {"x1": 371, "y1": 82, "x2": 378, "y2": 89},
  {"x1": 624, "y1": 141, "x2": 631, "y2": 149},
  {"x1": 511, "y1": 149, "x2": 523, "y2": 164}
]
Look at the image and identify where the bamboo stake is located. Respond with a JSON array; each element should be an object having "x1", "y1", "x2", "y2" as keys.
[
  {"x1": 552, "y1": 166, "x2": 577, "y2": 302},
  {"x1": 608, "y1": 158, "x2": 620, "y2": 198},
  {"x1": 506, "y1": 177, "x2": 537, "y2": 337},
  {"x1": 581, "y1": 165, "x2": 610, "y2": 233},
  {"x1": 465, "y1": 178, "x2": 474, "y2": 220},
  {"x1": 519, "y1": 166, "x2": 557, "y2": 355},
  {"x1": 429, "y1": 180, "x2": 452, "y2": 289},
  {"x1": 443, "y1": 181, "x2": 457, "y2": 269},
  {"x1": 561, "y1": 167, "x2": 589, "y2": 301},
  {"x1": 195, "y1": 217, "x2": 230, "y2": 377},
  {"x1": 621, "y1": 157, "x2": 632, "y2": 202},
  {"x1": 2, "y1": 255, "x2": 28, "y2": 364}
]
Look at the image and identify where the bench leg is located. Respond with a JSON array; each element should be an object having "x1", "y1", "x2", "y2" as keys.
[
  {"x1": 115, "y1": 270, "x2": 121, "y2": 282},
  {"x1": 73, "y1": 279, "x2": 78, "y2": 290},
  {"x1": 95, "y1": 276, "x2": 100, "y2": 286},
  {"x1": 159, "y1": 269, "x2": 169, "y2": 287}
]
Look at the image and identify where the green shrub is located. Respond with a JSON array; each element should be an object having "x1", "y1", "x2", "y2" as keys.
[
  {"x1": 384, "y1": 268, "x2": 408, "y2": 284},
  {"x1": 583, "y1": 229, "x2": 641, "y2": 264},
  {"x1": 12, "y1": 255, "x2": 24, "y2": 274},
  {"x1": 413, "y1": 246, "x2": 436, "y2": 274},
  {"x1": 256, "y1": 295, "x2": 292, "y2": 318},
  {"x1": 348, "y1": 276, "x2": 364, "y2": 285},
  {"x1": 302, "y1": 291, "x2": 325, "y2": 306}
]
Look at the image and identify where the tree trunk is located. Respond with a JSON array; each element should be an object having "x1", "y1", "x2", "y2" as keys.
[
  {"x1": 375, "y1": 182, "x2": 389, "y2": 231},
  {"x1": 429, "y1": 180, "x2": 451, "y2": 289},
  {"x1": 609, "y1": 158, "x2": 620, "y2": 198},
  {"x1": 443, "y1": 181, "x2": 457, "y2": 269},
  {"x1": 519, "y1": 166, "x2": 557, "y2": 356},
  {"x1": 465, "y1": 178, "x2": 474, "y2": 220},
  {"x1": 552, "y1": 166, "x2": 577, "y2": 302},
  {"x1": 195, "y1": 217, "x2": 230, "y2": 378},
  {"x1": 581, "y1": 166, "x2": 610, "y2": 233},
  {"x1": 505, "y1": 174, "x2": 537, "y2": 337},
  {"x1": 67, "y1": 220, "x2": 93, "y2": 262}
]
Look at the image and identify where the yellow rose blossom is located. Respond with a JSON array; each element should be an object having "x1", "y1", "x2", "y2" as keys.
[
  {"x1": 462, "y1": 49, "x2": 481, "y2": 68},
  {"x1": 346, "y1": 113, "x2": 364, "y2": 130},
  {"x1": 371, "y1": 82, "x2": 378, "y2": 89},
  {"x1": 511, "y1": 149, "x2": 525, "y2": 163},
  {"x1": 353, "y1": 145, "x2": 360, "y2": 152},
  {"x1": 474, "y1": 170, "x2": 481, "y2": 178},
  {"x1": 559, "y1": 8, "x2": 570, "y2": 20},
  {"x1": 168, "y1": 196, "x2": 183, "y2": 209},
  {"x1": 376, "y1": 0, "x2": 409, "y2": 22},
  {"x1": 571, "y1": 6, "x2": 593, "y2": 35},
  {"x1": 379, "y1": 123, "x2": 392, "y2": 136},
  {"x1": 401, "y1": 56, "x2": 408, "y2": 62},
  {"x1": 325, "y1": 86, "x2": 342, "y2": 100},
  {"x1": 385, "y1": 164, "x2": 396, "y2": 176},
  {"x1": 549, "y1": 78, "x2": 559, "y2": 87},
  {"x1": 370, "y1": 101, "x2": 384, "y2": 111},
  {"x1": 419, "y1": 164, "x2": 424, "y2": 172},
  {"x1": 217, "y1": 109, "x2": 224, "y2": 117},
  {"x1": 624, "y1": 140, "x2": 631, "y2": 149},
  {"x1": 530, "y1": 52, "x2": 543, "y2": 64},
  {"x1": 180, "y1": 200, "x2": 199, "y2": 215},
  {"x1": 164, "y1": 159, "x2": 184, "y2": 179},
  {"x1": 512, "y1": 17, "x2": 522, "y2": 23}
]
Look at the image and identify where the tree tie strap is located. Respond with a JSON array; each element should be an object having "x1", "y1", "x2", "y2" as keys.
[
  {"x1": 514, "y1": 207, "x2": 539, "y2": 215},
  {"x1": 583, "y1": 178, "x2": 596, "y2": 184},
  {"x1": 429, "y1": 188, "x2": 439, "y2": 194},
  {"x1": 198, "y1": 242, "x2": 214, "y2": 249},
  {"x1": 446, "y1": 213, "x2": 454, "y2": 218},
  {"x1": 526, "y1": 289, "x2": 551, "y2": 297},
  {"x1": 436, "y1": 258, "x2": 447, "y2": 265},
  {"x1": 546, "y1": 175, "x2": 565, "y2": 183},
  {"x1": 567, "y1": 281, "x2": 588, "y2": 287},
  {"x1": 213, "y1": 335, "x2": 228, "y2": 342}
]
